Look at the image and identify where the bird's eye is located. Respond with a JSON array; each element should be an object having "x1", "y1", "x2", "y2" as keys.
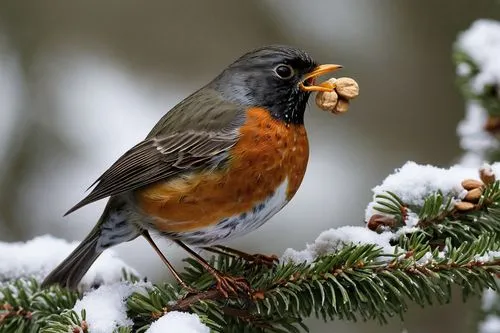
[{"x1": 274, "y1": 64, "x2": 294, "y2": 79}]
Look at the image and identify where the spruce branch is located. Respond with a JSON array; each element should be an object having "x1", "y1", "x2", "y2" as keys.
[
  {"x1": 454, "y1": 19, "x2": 500, "y2": 119},
  {"x1": 2, "y1": 175, "x2": 500, "y2": 331},
  {"x1": 3, "y1": 231, "x2": 500, "y2": 332},
  {"x1": 123, "y1": 233, "x2": 500, "y2": 332},
  {"x1": 368, "y1": 168, "x2": 500, "y2": 250},
  {"x1": 454, "y1": 50, "x2": 500, "y2": 118},
  {"x1": 453, "y1": 19, "x2": 500, "y2": 165},
  {"x1": 0, "y1": 279, "x2": 80, "y2": 333}
]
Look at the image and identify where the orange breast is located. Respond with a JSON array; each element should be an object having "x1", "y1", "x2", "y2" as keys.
[{"x1": 135, "y1": 107, "x2": 309, "y2": 233}]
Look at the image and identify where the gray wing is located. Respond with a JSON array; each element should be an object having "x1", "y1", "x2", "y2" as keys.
[
  {"x1": 65, "y1": 130, "x2": 239, "y2": 215},
  {"x1": 65, "y1": 88, "x2": 245, "y2": 215}
]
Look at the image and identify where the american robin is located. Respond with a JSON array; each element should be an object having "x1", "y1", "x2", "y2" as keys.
[{"x1": 42, "y1": 45, "x2": 341, "y2": 296}]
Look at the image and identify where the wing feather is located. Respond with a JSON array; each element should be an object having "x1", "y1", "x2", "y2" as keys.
[
  {"x1": 65, "y1": 89, "x2": 245, "y2": 215},
  {"x1": 65, "y1": 130, "x2": 239, "y2": 215}
]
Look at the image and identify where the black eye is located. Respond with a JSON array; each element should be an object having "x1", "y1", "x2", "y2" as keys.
[{"x1": 274, "y1": 64, "x2": 294, "y2": 79}]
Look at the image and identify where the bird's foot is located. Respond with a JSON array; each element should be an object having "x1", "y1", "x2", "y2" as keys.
[{"x1": 215, "y1": 274, "x2": 251, "y2": 298}]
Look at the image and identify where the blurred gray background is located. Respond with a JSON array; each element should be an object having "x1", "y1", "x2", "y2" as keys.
[{"x1": 1, "y1": 1, "x2": 499, "y2": 332}]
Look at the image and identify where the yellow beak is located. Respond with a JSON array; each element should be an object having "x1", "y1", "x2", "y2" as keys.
[{"x1": 299, "y1": 64, "x2": 343, "y2": 92}]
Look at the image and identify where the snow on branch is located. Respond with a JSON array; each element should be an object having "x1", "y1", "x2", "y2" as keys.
[
  {"x1": 2, "y1": 162, "x2": 500, "y2": 331},
  {"x1": 0, "y1": 235, "x2": 137, "y2": 290},
  {"x1": 479, "y1": 282, "x2": 500, "y2": 333},
  {"x1": 454, "y1": 19, "x2": 500, "y2": 166},
  {"x1": 73, "y1": 282, "x2": 150, "y2": 333},
  {"x1": 456, "y1": 19, "x2": 500, "y2": 95},
  {"x1": 0, "y1": 236, "x2": 210, "y2": 332},
  {"x1": 285, "y1": 161, "x2": 500, "y2": 265},
  {"x1": 146, "y1": 312, "x2": 210, "y2": 333}
]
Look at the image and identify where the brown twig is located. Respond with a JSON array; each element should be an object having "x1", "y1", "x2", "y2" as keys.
[
  {"x1": 0, "y1": 303, "x2": 32, "y2": 325},
  {"x1": 168, "y1": 289, "x2": 222, "y2": 311}
]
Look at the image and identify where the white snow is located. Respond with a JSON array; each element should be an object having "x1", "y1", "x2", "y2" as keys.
[
  {"x1": 479, "y1": 285, "x2": 500, "y2": 333},
  {"x1": 457, "y1": 102, "x2": 498, "y2": 166},
  {"x1": 0, "y1": 235, "x2": 138, "y2": 288},
  {"x1": 146, "y1": 311, "x2": 210, "y2": 333},
  {"x1": 416, "y1": 252, "x2": 434, "y2": 265},
  {"x1": 475, "y1": 251, "x2": 500, "y2": 263},
  {"x1": 0, "y1": 235, "x2": 209, "y2": 332},
  {"x1": 404, "y1": 212, "x2": 420, "y2": 228},
  {"x1": 460, "y1": 151, "x2": 486, "y2": 168},
  {"x1": 480, "y1": 315, "x2": 500, "y2": 333},
  {"x1": 482, "y1": 288, "x2": 498, "y2": 311},
  {"x1": 455, "y1": 19, "x2": 500, "y2": 166},
  {"x1": 480, "y1": 163, "x2": 495, "y2": 179},
  {"x1": 456, "y1": 62, "x2": 472, "y2": 77},
  {"x1": 281, "y1": 226, "x2": 398, "y2": 264},
  {"x1": 364, "y1": 161, "x2": 496, "y2": 223},
  {"x1": 284, "y1": 161, "x2": 500, "y2": 265},
  {"x1": 369, "y1": 161, "x2": 478, "y2": 207},
  {"x1": 73, "y1": 281, "x2": 150, "y2": 333},
  {"x1": 457, "y1": 19, "x2": 500, "y2": 94}
]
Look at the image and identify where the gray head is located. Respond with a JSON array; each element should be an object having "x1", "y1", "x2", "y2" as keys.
[{"x1": 209, "y1": 45, "x2": 342, "y2": 124}]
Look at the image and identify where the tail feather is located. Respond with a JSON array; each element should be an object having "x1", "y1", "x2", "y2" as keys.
[
  {"x1": 43, "y1": 198, "x2": 140, "y2": 290},
  {"x1": 41, "y1": 227, "x2": 102, "y2": 290}
]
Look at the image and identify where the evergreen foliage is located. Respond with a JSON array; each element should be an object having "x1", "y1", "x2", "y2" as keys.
[
  {"x1": 2, "y1": 183, "x2": 500, "y2": 332},
  {"x1": 2, "y1": 18, "x2": 500, "y2": 333}
]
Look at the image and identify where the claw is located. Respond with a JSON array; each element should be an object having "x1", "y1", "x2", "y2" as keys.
[
  {"x1": 215, "y1": 274, "x2": 251, "y2": 298},
  {"x1": 172, "y1": 240, "x2": 252, "y2": 298}
]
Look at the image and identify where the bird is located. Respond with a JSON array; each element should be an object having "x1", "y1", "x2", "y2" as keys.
[{"x1": 41, "y1": 45, "x2": 341, "y2": 296}]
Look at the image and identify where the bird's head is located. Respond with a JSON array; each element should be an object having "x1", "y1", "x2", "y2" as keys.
[{"x1": 210, "y1": 45, "x2": 342, "y2": 124}]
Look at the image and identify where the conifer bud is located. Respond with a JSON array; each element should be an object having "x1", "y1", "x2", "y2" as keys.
[
  {"x1": 367, "y1": 214, "x2": 396, "y2": 231},
  {"x1": 479, "y1": 164, "x2": 496, "y2": 185},
  {"x1": 461, "y1": 179, "x2": 484, "y2": 190},
  {"x1": 454, "y1": 201, "x2": 475, "y2": 211},
  {"x1": 464, "y1": 188, "x2": 482, "y2": 202}
]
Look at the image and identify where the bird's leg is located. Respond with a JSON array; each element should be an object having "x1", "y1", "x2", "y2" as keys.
[
  {"x1": 204, "y1": 245, "x2": 278, "y2": 268},
  {"x1": 141, "y1": 230, "x2": 196, "y2": 293},
  {"x1": 174, "y1": 240, "x2": 250, "y2": 298}
]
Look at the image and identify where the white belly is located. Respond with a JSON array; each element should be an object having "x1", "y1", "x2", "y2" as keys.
[{"x1": 164, "y1": 179, "x2": 289, "y2": 245}]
